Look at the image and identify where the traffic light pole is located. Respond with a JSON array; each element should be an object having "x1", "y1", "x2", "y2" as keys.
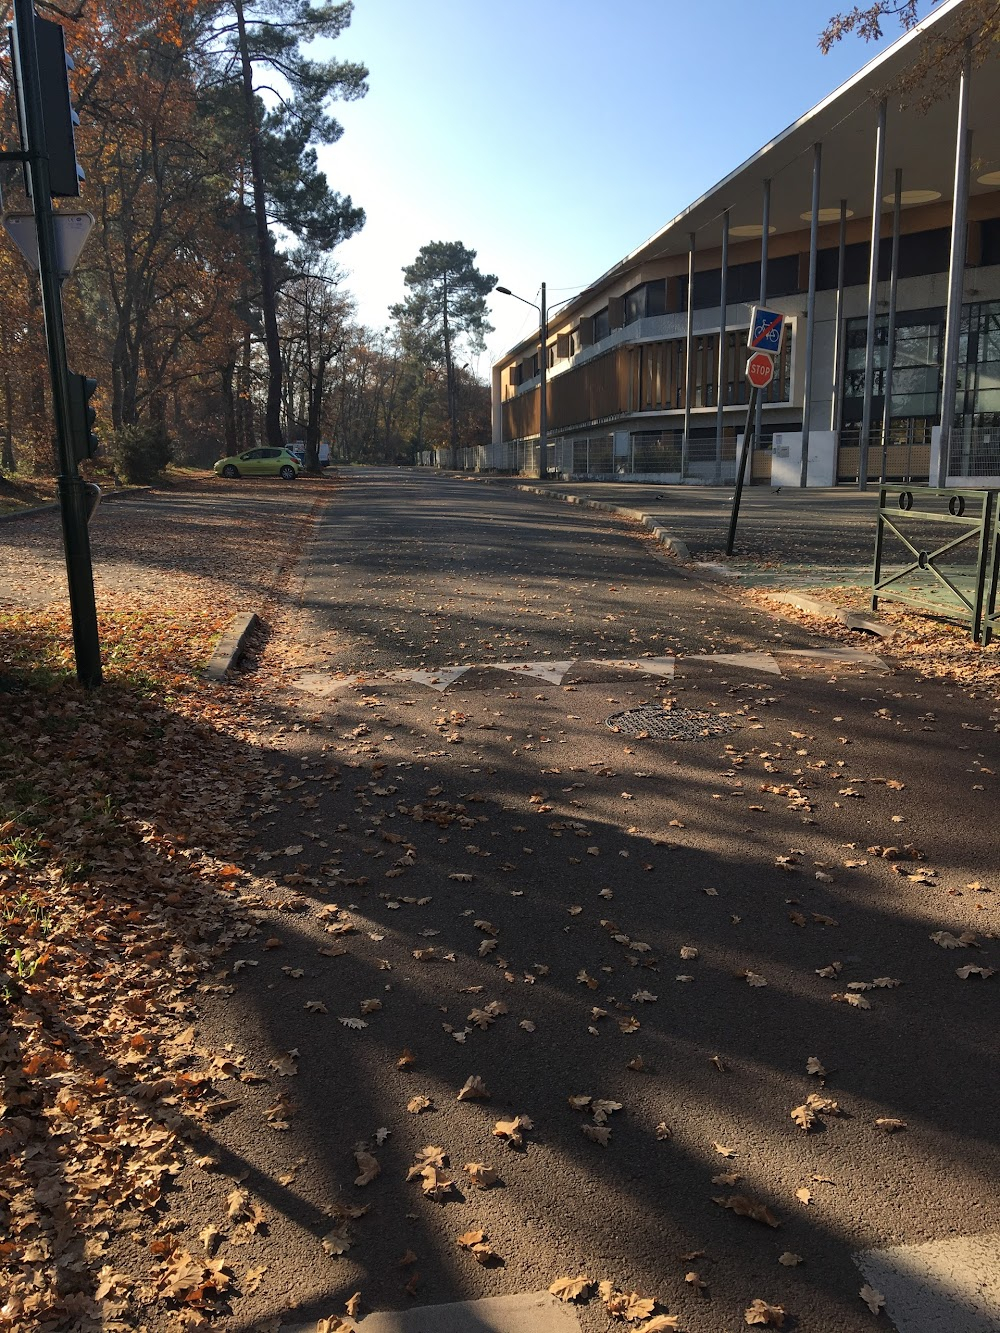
[{"x1": 10, "y1": 0, "x2": 101, "y2": 687}]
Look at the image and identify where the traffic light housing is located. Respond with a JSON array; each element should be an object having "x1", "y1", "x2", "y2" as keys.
[
  {"x1": 8, "y1": 16, "x2": 85, "y2": 198},
  {"x1": 66, "y1": 372, "x2": 99, "y2": 462}
]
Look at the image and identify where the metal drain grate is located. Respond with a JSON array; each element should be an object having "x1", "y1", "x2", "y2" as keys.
[{"x1": 605, "y1": 705, "x2": 741, "y2": 740}]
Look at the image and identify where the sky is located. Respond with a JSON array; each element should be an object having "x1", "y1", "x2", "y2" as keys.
[{"x1": 316, "y1": 0, "x2": 905, "y2": 372}]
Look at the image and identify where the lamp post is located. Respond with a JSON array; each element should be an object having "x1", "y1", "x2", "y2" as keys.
[{"x1": 496, "y1": 283, "x2": 548, "y2": 480}]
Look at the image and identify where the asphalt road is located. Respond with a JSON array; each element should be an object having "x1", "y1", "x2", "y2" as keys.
[{"x1": 197, "y1": 470, "x2": 1000, "y2": 1333}]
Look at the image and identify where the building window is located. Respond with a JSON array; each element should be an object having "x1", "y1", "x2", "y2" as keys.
[
  {"x1": 625, "y1": 285, "x2": 645, "y2": 325},
  {"x1": 645, "y1": 279, "x2": 666, "y2": 317},
  {"x1": 592, "y1": 307, "x2": 610, "y2": 341}
]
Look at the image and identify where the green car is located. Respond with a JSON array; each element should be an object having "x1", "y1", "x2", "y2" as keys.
[{"x1": 214, "y1": 447, "x2": 302, "y2": 480}]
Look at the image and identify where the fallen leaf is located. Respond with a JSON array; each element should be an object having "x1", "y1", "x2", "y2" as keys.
[
  {"x1": 713, "y1": 1194, "x2": 781, "y2": 1227},
  {"x1": 860, "y1": 1283, "x2": 886, "y2": 1315},
  {"x1": 321, "y1": 1226, "x2": 353, "y2": 1257},
  {"x1": 465, "y1": 1162, "x2": 498, "y2": 1189},
  {"x1": 582, "y1": 1123, "x2": 611, "y2": 1146},
  {"x1": 354, "y1": 1151, "x2": 380, "y2": 1186},
  {"x1": 549, "y1": 1275, "x2": 593, "y2": 1302},
  {"x1": 778, "y1": 1252, "x2": 803, "y2": 1266},
  {"x1": 791, "y1": 1104, "x2": 816, "y2": 1131},
  {"x1": 795, "y1": 1187, "x2": 813, "y2": 1204},
  {"x1": 345, "y1": 1291, "x2": 362, "y2": 1318},
  {"x1": 874, "y1": 1117, "x2": 907, "y2": 1132},
  {"x1": 494, "y1": 1114, "x2": 533, "y2": 1148},
  {"x1": 456, "y1": 1074, "x2": 489, "y2": 1101},
  {"x1": 957, "y1": 964, "x2": 995, "y2": 979},
  {"x1": 745, "y1": 1298, "x2": 786, "y2": 1326},
  {"x1": 407, "y1": 1096, "x2": 433, "y2": 1114},
  {"x1": 745, "y1": 971, "x2": 768, "y2": 987},
  {"x1": 457, "y1": 1229, "x2": 500, "y2": 1264},
  {"x1": 806, "y1": 1057, "x2": 827, "y2": 1077}
]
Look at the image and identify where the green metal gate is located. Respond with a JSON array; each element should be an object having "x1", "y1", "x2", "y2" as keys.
[{"x1": 872, "y1": 486, "x2": 996, "y2": 639}]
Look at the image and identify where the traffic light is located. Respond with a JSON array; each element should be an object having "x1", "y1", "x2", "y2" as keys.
[
  {"x1": 66, "y1": 372, "x2": 99, "y2": 462},
  {"x1": 8, "y1": 16, "x2": 85, "y2": 198}
]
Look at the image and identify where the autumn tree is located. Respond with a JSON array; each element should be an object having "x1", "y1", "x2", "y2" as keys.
[
  {"x1": 278, "y1": 250, "x2": 353, "y2": 469},
  {"x1": 206, "y1": 0, "x2": 367, "y2": 449},
  {"x1": 820, "y1": 1, "x2": 1000, "y2": 94},
  {"x1": 390, "y1": 241, "x2": 496, "y2": 453}
]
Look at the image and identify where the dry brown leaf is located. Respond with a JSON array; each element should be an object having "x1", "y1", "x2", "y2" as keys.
[
  {"x1": 778, "y1": 1252, "x2": 803, "y2": 1266},
  {"x1": 806, "y1": 1057, "x2": 827, "y2": 1077},
  {"x1": 860, "y1": 1283, "x2": 886, "y2": 1314},
  {"x1": 832, "y1": 991, "x2": 872, "y2": 1009},
  {"x1": 874, "y1": 1117, "x2": 907, "y2": 1132},
  {"x1": 655, "y1": 1121, "x2": 672, "y2": 1140},
  {"x1": 407, "y1": 1095, "x2": 433, "y2": 1114},
  {"x1": 712, "y1": 1141, "x2": 737, "y2": 1158},
  {"x1": 637, "y1": 1318, "x2": 681, "y2": 1331},
  {"x1": 957, "y1": 964, "x2": 996, "y2": 979},
  {"x1": 712, "y1": 1172, "x2": 742, "y2": 1186},
  {"x1": 549, "y1": 1275, "x2": 593, "y2": 1302},
  {"x1": 582, "y1": 1123, "x2": 611, "y2": 1146},
  {"x1": 465, "y1": 1162, "x2": 498, "y2": 1189},
  {"x1": 745, "y1": 1299, "x2": 786, "y2": 1326},
  {"x1": 795, "y1": 1187, "x2": 813, "y2": 1205},
  {"x1": 494, "y1": 1114, "x2": 533, "y2": 1148},
  {"x1": 457, "y1": 1229, "x2": 500, "y2": 1264},
  {"x1": 345, "y1": 1291, "x2": 362, "y2": 1318},
  {"x1": 745, "y1": 971, "x2": 768, "y2": 987},
  {"x1": 791, "y1": 1104, "x2": 816, "y2": 1131},
  {"x1": 321, "y1": 1226, "x2": 353, "y2": 1257},
  {"x1": 456, "y1": 1074, "x2": 489, "y2": 1101},
  {"x1": 354, "y1": 1150, "x2": 380, "y2": 1186},
  {"x1": 397, "y1": 1048, "x2": 416, "y2": 1068},
  {"x1": 713, "y1": 1194, "x2": 781, "y2": 1227}
]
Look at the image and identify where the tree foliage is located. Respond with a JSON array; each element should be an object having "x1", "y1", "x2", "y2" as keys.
[
  {"x1": 0, "y1": 2, "x2": 491, "y2": 479},
  {"x1": 391, "y1": 241, "x2": 496, "y2": 451}
]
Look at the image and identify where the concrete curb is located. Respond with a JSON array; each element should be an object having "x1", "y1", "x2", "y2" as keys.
[
  {"x1": 205, "y1": 611, "x2": 259, "y2": 680},
  {"x1": 502, "y1": 481, "x2": 693, "y2": 561},
  {"x1": 764, "y1": 590, "x2": 895, "y2": 637},
  {"x1": 0, "y1": 485, "x2": 153, "y2": 524}
]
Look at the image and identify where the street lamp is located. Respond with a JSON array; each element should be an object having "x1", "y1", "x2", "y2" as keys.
[{"x1": 496, "y1": 282, "x2": 548, "y2": 480}]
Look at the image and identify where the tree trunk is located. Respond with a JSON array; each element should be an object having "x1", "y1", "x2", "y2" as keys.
[
  {"x1": 234, "y1": 0, "x2": 283, "y2": 449},
  {"x1": 441, "y1": 271, "x2": 458, "y2": 453}
]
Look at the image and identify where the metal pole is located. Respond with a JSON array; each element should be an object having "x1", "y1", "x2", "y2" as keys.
[
  {"x1": 682, "y1": 232, "x2": 695, "y2": 479},
  {"x1": 538, "y1": 281, "x2": 547, "y2": 480},
  {"x1": 831, "y1": 198, "x2": 848, "y2": 432},
  {"x1": 936, "y1": 45, "x2": 973, "y2": 487},
  {"x1": 715, "y1": 210, "x2": 730, "y2": 485},
  {"x1": 880, "y1": 167, "x2": 903, "y2": 482},
  {"x1": 10, "y1": 0, "x2": 101, "y2": 687},
  {"x1": 858, "y1": 97, "x2": 887, "y2": 491},
  {"x1": 800, "y1": 142, "x2": 822, "y2": 487},
  {"x1": 754, "y1": 178, "x2": 771, "y2": 446},
  {"x1": 726, "y1": 383, "x2": 759, "y2": 556}
]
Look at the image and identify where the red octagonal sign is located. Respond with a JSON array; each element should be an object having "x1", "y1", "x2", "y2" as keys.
[{"x1": 746, "y1": 351, "x2": 775, "y2": 389}]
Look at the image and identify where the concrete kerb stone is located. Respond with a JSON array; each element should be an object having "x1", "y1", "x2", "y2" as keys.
[
  {"x1": 765, "y1": 590, "x2": 895, "y2": 637},
  {"x1": 0, "y1": 485, "x2": 154, "y2": 525},
  {"x1": 494, "y1": 481, "x2": 694, "y2": 562},
  {"x1": 205, "y1": 611, "x2": 259, "y2": 681}
]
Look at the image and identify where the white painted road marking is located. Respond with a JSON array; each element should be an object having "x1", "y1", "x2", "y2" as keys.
[
  {"x1": 283, "y1": 1289, "x2": 582, "y2": 1332},
  {"x1": 856, "y1": 1232, "x2": 1000, "y2": 1332}
]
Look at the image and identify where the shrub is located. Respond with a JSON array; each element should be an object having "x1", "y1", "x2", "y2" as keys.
[{"x1": 106, "y1": 422, "x2": 172, "y2": 485}]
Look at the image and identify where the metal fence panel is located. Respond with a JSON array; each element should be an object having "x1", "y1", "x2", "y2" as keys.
[{"x1": 872, "y1": 485, "x2": 996, "y2": 637}]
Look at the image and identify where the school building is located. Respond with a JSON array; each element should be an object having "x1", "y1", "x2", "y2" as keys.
[{"x1": 433, "y1": 0, "x2": 1000, "y2": 488}]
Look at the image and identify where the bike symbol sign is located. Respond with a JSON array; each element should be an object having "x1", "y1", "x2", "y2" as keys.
[{"x1": 748, "y1": 305, "x2": 785, "y2": 354}]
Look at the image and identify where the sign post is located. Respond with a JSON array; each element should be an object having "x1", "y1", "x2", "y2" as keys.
[
  {"x1": 726, "y1": 307, "x2": 783, "y2": 556},
  {"x1": 8, "y1": 2, "x2": 101, "y2": 687}
]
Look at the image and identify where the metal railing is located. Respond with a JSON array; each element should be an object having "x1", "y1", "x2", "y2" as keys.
[
  {"x1": 872, "y1": 485, "x2": 995, "y2": 637},
  {"x1": 946, "y1": 425, "x2": 1000, "y2": 479}
]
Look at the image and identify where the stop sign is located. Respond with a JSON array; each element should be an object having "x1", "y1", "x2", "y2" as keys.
[{"x1": 746, "y1": 351, "x2": 774, "y2": 389}]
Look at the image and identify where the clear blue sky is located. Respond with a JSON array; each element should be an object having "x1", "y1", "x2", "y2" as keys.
[{"x1": 318, "y1": 0, "x2": 908, "y2": 369}]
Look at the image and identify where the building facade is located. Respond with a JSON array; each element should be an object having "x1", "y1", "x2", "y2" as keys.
[{"x1": 469, "y1": 0, "x2": 1000, "y2": 487}]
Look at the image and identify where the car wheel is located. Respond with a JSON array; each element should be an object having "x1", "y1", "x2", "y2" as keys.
[
  {"x1": 222, "y1": 464, "x2": 239, "y2": 479},
  {"x1": 279, "y1": 465, "x2": 296, "y2": 480}
]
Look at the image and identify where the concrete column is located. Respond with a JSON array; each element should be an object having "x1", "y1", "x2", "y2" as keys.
[
  {"x1": 936, "y1": 44, "x2": 973, "y2": 486},
  {"x1": 830, "y1": 199, "x2": 848, "y2": 433},
  {"x1": 754, "y1": 178, "x2": 771, "y2": 446},
  {"x1": 715, "y1": 210, "x2": 730, "y2": 484},
  {"x1": 858, "y1": 97, "x2": 887, "y2": 490},
  {"x1": 800, "y1": 142, "x2": 822, "y2": 487},
  {"x1": 880, "y1": 168, "x2": 903, "y2": 481},
  {"x1": 682, "y1": 232, "x2": 695, "y2": 478}
]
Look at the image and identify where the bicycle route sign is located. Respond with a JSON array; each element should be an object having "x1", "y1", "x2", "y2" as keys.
[{"x1": 748, "y1": 305, "x2": 785, "y2": 354}]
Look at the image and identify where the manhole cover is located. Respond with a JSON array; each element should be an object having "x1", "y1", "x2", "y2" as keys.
[{"x1": 605, "y1": 705, "x2": 741, "y2": 740}]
